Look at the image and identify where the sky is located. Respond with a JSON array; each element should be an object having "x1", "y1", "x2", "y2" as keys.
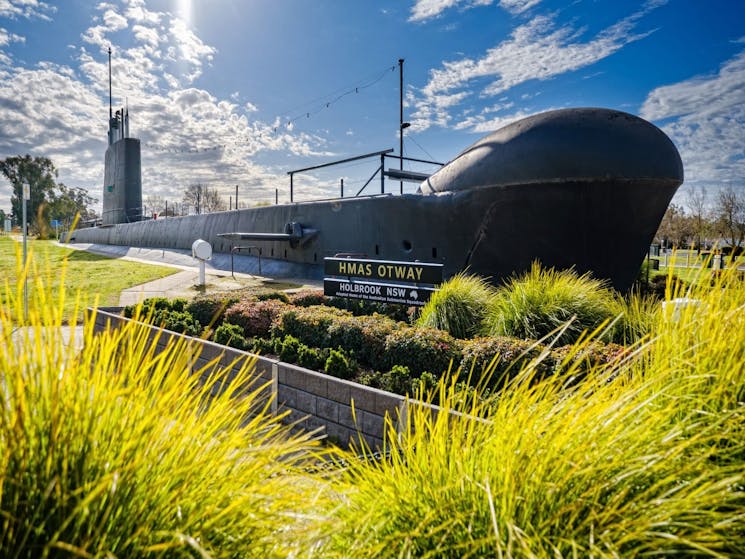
[{"x1": 0, "y1": 0, "x2": 744, "y2": 216}]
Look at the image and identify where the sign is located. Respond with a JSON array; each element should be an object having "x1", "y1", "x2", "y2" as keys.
[
  {"x1": 23, "y1": 184, "x2": 30, "y2": 200},
  {"x1": 4, "y1": 219, "x2": 10, "y2": 233},
  {"x1": 323, "y1": 278, "x2": 436, "y2": 307},
  {"x1": 51, "y1": 219, "x2": 61, "y2": 228},
  {"x1": 324, "y1": 257, "x2": 443, "y2": 285}
]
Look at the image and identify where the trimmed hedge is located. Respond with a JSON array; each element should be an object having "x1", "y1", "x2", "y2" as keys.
[
  {"x1": 383, "y1": 327, "x2": 462, "y2": 377},
  {"x1": 459, "y1": 336, "x2": 549, "y2": 389},
  {"x1": 224, "y1": 299, "x2": 288, "y2": 338},
  {"x1": 326, "y1": 313, "x2": 399, "y2": 370},
  {"x1": 186, "y1": 296, "x2": 239, "y2": 330},
  {"x1": 272, "y1": 305, "x2": 352, "y2": 348}
]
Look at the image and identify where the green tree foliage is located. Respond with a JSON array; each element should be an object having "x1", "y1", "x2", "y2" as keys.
[
  {"x1": 0, "y1": 155, "x2": 97, "y2": 235},
  {"x1": 48, "y1": 182, "x2": 98, "y2": 225},
  {"x1": 713, "y1": 185, "x2": 745, "y2": 256},
  {"x1": 1, "y1": 155, "x2": 57, "y2": 233}
]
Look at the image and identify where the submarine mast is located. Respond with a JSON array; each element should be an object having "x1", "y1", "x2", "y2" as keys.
[{"x1": 102, "y1": 47, "x2": 142, "y2": 225}]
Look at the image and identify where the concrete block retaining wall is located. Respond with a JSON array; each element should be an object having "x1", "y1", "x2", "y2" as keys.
[{"x1": 92, "y1": 308, "x2": 410, "y2": 449}]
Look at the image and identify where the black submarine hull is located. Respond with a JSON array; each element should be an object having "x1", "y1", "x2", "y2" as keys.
[{"x1": 70, "y1": 108, "x2": 684, "y2": 291}]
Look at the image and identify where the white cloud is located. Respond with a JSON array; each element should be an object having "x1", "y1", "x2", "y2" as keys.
[
  {"x1": 0, "y1": 0, "x2": 335, "y2": 213},
  {"x1": 641, "y1": 49, "x2": 745, "y2": 188},
  {"x1": 498, "y1": 0, "x2": 541, "y2": 15},
  {"x1": 0, "y1": 26, "x2": 24, "y2": 46},
  {"x1": 409, "y1": 0, "x2": 493, "y2": 23},
  {"x1": 411, "y1": 2, "x2": 663, "y2": 132},
  {"x1": 0, "y1": 0, "x2": 55, "y2": 21}
]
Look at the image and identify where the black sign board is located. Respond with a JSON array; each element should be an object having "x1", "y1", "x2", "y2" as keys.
[
  {"x1": 324, "y1": 257, "x2": 443, "y2": 285},
  {"x1": 323, "y1": 278, "x2": 436, "y2": 307}
]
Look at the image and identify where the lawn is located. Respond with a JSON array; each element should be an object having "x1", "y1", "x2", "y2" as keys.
[{"x1": 0, "y1": 236, "x2": 177, "y2": 322}]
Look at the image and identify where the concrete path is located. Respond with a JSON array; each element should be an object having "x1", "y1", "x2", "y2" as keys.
[{"x1": 60, "y1": 242, "x2": 323, "y2": 307}]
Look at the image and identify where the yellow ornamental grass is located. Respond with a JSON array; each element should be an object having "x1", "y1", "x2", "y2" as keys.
[
  {"x1": 0, "y1": 250, "x2": 340, "y2": 558},
  {"x1": 328, "y1": 267, "x2": 745, "y2": 558}
]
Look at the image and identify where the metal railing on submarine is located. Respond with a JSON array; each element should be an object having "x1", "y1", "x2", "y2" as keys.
[{"x1": 286, "y1": 150, "x2": 444, "y2": 203}]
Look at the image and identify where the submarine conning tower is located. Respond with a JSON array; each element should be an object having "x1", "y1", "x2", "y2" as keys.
[
  {"x1": 102, "y1": 48, "x2": 142, "y2": 226},
  {"x1": 102, "y1": 106, "x2": 142, "y2": 225}
]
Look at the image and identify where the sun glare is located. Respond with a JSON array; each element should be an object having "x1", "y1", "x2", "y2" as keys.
[{"x1": 175, "y1": 0, "x2": 192, "y2": 25}]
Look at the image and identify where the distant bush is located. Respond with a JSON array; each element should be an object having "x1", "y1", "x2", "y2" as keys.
[
  {"x1": 648, "y1": 273, "x2": 688, "y2": 300},
  {"x1": 484, "y1": 262, "x2": 620, "y2": 345},
  {"x1": 213, "y1": 322, "x2": 250, "y2": 350},
  {"x1": 417, "y1": 272, "x2": 494, "y2": 339},
  {"x1": 384, "y1": 326, "x2": 461, "y2": 377},
  {"x1": 225, "y1": 299, "x2": 288, "y2": 338}
]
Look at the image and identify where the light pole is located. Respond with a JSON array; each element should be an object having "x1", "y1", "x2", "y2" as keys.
[
  {"x1": 22, "y1": 182, "x2": 29, "y2": 321},
  {"x1": 399, "y1": 58, "x2": 404, "y2": 194}
]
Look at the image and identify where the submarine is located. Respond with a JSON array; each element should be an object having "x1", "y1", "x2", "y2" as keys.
[{"x1": 69, "y1": 107, "x2": 683, "y2": 291}]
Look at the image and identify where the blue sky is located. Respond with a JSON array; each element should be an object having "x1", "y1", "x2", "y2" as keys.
[{"x1": 1, "y1": 0, "x2": 743, "y2": 215}]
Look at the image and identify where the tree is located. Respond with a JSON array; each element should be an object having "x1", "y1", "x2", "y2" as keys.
[
  {"x1": 182, "y1": 183, "x2": 226, "y2": 214},
  {"x1": 49, "y1": 183, "x2": 98, "y2": 226},
  {"x1": 0, "y1": 155, "x2": 57, "y2": 233},
  {"x1": 656, "y1": 203, "x2": 693, "y2": 249},
  {"x1": 713, "y1": 186, "x2": 745, "y2": 257},
  {"x1": 685, "y1": 185, "x2": 709, "y2": 251}
]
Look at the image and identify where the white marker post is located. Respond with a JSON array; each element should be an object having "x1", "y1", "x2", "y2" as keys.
[
  {"x1": 191, "y1": 239, "x2": 212, "y2": 287},
  {"x1": 22, "y1": 182, "x2": 29, "y2": 321}
]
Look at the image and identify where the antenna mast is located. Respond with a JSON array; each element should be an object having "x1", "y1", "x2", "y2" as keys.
[{"x1": 108, "y1": 46, "x2": 112, "y2": 121}]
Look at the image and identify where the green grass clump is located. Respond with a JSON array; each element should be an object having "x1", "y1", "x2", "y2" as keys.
[
  {"x1": 323, "y1": 267, "x2": 745, "y2": 557},
  {"x1": 417, "y1": 272, "x2": 495, "y2": 339},
  {"x1": 0, "y1": 256, "x2": 338, "y2": 557},
  {"x1": 484, "y1": 261, "x2": 620, "y2": 345}
]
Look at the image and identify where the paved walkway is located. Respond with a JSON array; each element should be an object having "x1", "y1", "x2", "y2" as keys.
[{"x1": 61, "y1": 242, "x2": 322, "y2": 306}]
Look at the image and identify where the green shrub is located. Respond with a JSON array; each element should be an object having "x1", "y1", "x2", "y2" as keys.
[
  {"x1": 251, "y1": 336, "x2": 276, "y2": 356},
  {"x1": 484, "y1": 262, "x2": 620, "y2": 345},
  {"x1": 123, "y1": 296, "x2": 187, "y2": 319},
  {"x1": 272, "y1": 305, "x2": 351, "y2": 348},
  {"x1": 225, "y1": 299, "x2": 287, "y2": 338},
  {"x1": 326, "y1": 313, "x2": 399, "y2": 369},
  {"x1": 279, "y1": 335, "x2": 301, "y2": 363},
  {"x1": 288, "y1": 289, "x2": 328, "y2": 307},
  {"x1": 324, "y1": 348, "x2": 356, "y2": 379},
  {"x1": 213, "y1": 322, "x2": 250, "y2": 350},
  {"x1": 256, "y1": 290, "x2": 290, "y2": 303},
  {"x1": 384, "y1": 326, "x2": 461, "y2": 377},
  {"x1": 380, "y1": 364, "x2": 415, "y2": 395},
  {"x1": 186, "y1": 295, "x2": 239, "y2": 330},
  {"x1": 153, "y1": 308, "x2": 201, "y2": 336},
  {"x1": 459, "y1": 336, "x2": 549, "y2": 389},
  {"x1": 417, "y1": 272, "x2": 494, "y2": 338},
  {"x1": 297, "y1": 345, "x2": 326, "y2": 370}
]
